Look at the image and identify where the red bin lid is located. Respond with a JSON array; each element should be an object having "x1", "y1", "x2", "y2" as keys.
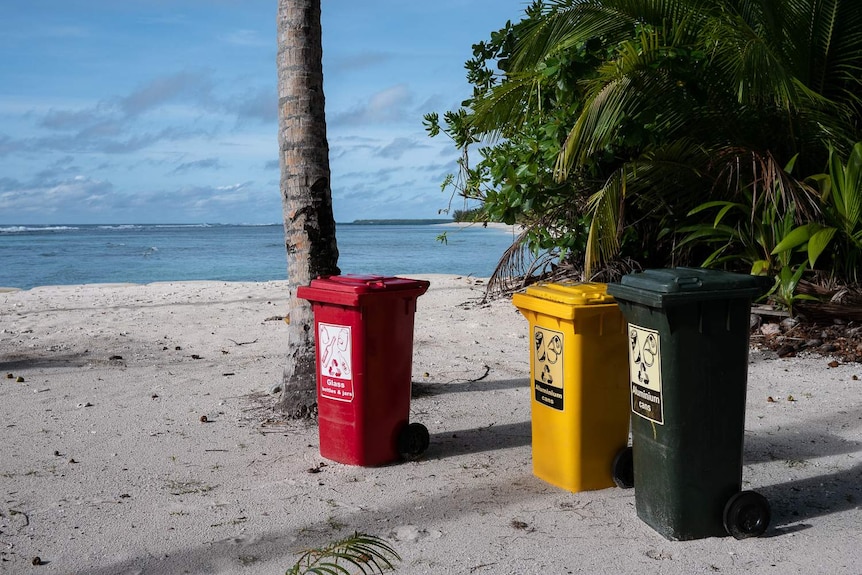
[
  {"x1": 311, "y1": 274, "x2": 428, "y2": 292},
  {"x1": 297, "y1": 274, "x2": 430, "y2": 306}
]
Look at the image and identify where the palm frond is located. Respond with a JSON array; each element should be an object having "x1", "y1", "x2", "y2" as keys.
[
  {"x1": 711, "y1": 148, "x2": 822, "y2": 221},
  {"x1": 557, "y1": 24, "x2": 706, "y2": 177},
  {"x1": 583, "y1": 169, "x2": 626, "y2": 275},
  {"x1": 512, "y1": 1, "x2": 637, "y2": 69},
  {"x1": 701, "y1": 10, "x2": 797, "y2": 109},
  {"x1": 469, "y1": 73, "x2": 547, "y2": 139},
  {"x1": 484, "y1": 226, "x2": 567, "y2": 300},
  {"x1": 287, "y1": 533, "x2": 400, "y2": 575}
]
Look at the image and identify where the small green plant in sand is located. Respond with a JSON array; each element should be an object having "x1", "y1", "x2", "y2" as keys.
[{"x1": 286, "y1": 532, "x2": 400, "y2": 575}]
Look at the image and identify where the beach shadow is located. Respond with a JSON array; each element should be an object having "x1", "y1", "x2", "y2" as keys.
[
  {"x1": 745, "y1": 405, "x2": 862, "y2": 534},
  {"x1": 759, "y1": 461, "x2": 862, "y2": 530},
  {"x1": 0, "y1": 352, "x2": 91, "y2": 371},
  {"x1": 426, "y1": 420, "x2": 532, "y2": 459},
  {"x1": 412, "y1": 377, "x2": 528, "y2": 397},
  {"x1": 745, "y1": 427, "x2": 862, "y2": 464},
  {"x1": 8, "y1": 295, "x2": 275, "y2": 316},
  {"x1": 744, "y1": 403, "x2": 862, "y2": 464},
  {"x1": 65, "y1": 470, "x2": 552, "y2": 575}
]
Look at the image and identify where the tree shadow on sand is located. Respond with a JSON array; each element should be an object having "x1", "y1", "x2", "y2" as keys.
[
  {"x1": 0, "y1": 352, "x2": 93, "y2": 371},
  {"x1": 745, "y1": 406, "x2": 862, "y2": 534},
  {"x1": 759, "y1": 461, "x2": 862, "y2": 535},
  {"x1": 426, "y1": 421, "x2": 532, "y2": 458},
  {"x1": 412, "y1": 376, "x2": 528, "y2": 397},
  {"x1": 64, "y1": 470, "x2": 553, "y2": 575}
]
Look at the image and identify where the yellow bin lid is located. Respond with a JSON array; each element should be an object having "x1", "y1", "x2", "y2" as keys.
[
  {"x1": 524, "y1": 281, "x2": 615, "y2": 305},
  {"x1": 513, "y1": 281, "x2": 616, "y2": 320}
]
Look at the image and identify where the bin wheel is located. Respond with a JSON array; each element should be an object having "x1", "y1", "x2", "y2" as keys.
[
  {"x1": 611, "y1": 446, "x2": 634, "y2": 489},
  {"x1": 723, "y1": 490, "x2": 770, "y2": 539},
  {"x1": 397, "y1": 422, "x2": 429, "y2": 461}
]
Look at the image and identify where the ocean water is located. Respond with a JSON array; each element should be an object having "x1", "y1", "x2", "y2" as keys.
[{"x1": 0, "y1": 223, "x2": 520, "y2": 290}]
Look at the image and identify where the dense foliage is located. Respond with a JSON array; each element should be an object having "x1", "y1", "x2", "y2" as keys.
[{"x1": 426, "y1": 0, "x2": 862, "y2": 294}]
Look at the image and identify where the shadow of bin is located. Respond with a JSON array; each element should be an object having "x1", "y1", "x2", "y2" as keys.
[
  {"x1": 513, "y1": 282, "x2": 630, "y2": 492},
  {"x1": 297, "y1": 275, "x2": 430, "y2": 466},
  {"x1": 607, "y1": 267, "x2": 772, "y2": 540}
]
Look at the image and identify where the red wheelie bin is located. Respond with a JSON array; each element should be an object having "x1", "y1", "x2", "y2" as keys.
[{"x1": 297, "y1": 275, "x2": 430, "y2": 466}]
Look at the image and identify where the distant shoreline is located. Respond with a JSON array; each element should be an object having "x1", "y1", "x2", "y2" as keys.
[
  {"x1": 342, "y1": 219, "x2": 453, "y2": 226},
  {"x1": 0, "y1": 223, "x2": 518, "y2": 291},
  {"x1": 2, "y1": 220, "x2": 521, "y2": 231},
  {"x1": 436, "y1": 221, "x2": 525, "y2": 234}
]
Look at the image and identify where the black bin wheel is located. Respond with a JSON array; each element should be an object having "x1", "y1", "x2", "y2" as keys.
[
  {"x1": 723, "y1": 490, "x2": 770, "y2": 539},
  {"x1": 611, "y1": 446, "x2": 634, "y2": 489},
  {"x1": 397, "y1": 422, "x2": 429, "y2": 461}
]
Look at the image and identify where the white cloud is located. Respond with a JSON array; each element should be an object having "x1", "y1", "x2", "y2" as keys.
[
  {"x1": 171, "y1": 158, "x2": 224, "y2": 173},
  {"x1": 330, "y1": 84, "x2": 413, "y2": 126},
  {"x1": 223, "y1": 29, "x2": 268, "y2": 47},
  {"x1": 0, "y1": 169, "x2": 282, "y2": 224},
  {"x1": 329, "y1": 51, "x2": 392, "y2": 73},
  {"x1": 0, "y1": 174, "x2": 113, "y2": 215},
  {"x1": 117, "y1": 71, "x2": 216, "y2": 117},
  {"x1": 377, "y1": 137, "x2": 420, "y2": 160},
  {"x1": 0, "y1": 0, "x2": 527, "y2": 224}
]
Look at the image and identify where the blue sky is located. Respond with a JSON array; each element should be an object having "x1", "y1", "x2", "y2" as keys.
[{"x1": 0, "y1": 0, "x2": 527, "y2": 225}]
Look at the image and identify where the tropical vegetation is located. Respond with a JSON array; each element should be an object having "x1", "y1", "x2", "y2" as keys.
[{"x1": 426, "y1": 0, "x2": 862, "y2": 310}]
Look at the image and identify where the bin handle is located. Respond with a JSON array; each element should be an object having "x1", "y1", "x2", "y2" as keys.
[{"x1": 675, "y1": 276, "x2": 703, "y2": 289}]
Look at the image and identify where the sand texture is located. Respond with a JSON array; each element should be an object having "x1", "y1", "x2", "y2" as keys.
[{"x1": 1, "y1": 275, "x2": 860, "y2": 574}]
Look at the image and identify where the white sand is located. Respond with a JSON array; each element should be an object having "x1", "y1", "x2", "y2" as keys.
[{"x1": 1, "y1": 275, "x2": 860, "y2": 574}]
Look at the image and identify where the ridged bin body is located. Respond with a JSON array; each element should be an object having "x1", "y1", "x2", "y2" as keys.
[
  {"x1": 297, "y1": 275, "x2": 429, "y2": 466},
  {"x1": 513, "y1": 282, "x2": 629, "y2": 492},
  {"x1": 607, "y1": 268, "x2": 767, "y2": 540}
]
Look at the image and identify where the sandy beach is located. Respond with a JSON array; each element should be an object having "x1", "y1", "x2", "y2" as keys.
[{"x1": 1, "y1": 275, "x2": 860, "y2": 574}]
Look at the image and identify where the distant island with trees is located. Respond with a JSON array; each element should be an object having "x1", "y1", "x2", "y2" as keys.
[
  {"x1": 346, "y1": 209, "x2": 484, "y2": 226},
  {"x1": 344, "y1": 219, "x2": 454, "y2": 225}
]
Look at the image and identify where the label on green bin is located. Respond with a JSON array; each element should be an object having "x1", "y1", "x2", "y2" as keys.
[
  {"x1": 628, "y1": 324, "x2": 664, "y2": 424},
  {"x1": 533, "y1": 326, "x2": 564, "y2": 410}
]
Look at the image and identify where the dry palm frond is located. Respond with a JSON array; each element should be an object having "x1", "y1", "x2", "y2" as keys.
[
  {"x1": 483, "y1": 226, "x2": 572, "y2": 301},
  {"x1": 712, "y1": 148, "x2": 822, "y2": 222},
  {"x1": 796, "y1": 279, "x2": 862, "y2": 303},
  {"x1": 586, "y1": 256, "x2": 643, "y2": 284},
  {"x1": 796, "y1": 301, "x2": 862, "y2": 322},
  {"x1": 793, "y1": 278, "x2": 862, "y2": 322},
  {"x1": 482, "y1": 224, "x2": 644, "y2": 301}
]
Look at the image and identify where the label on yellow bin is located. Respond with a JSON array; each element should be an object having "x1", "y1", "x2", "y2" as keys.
[
  {"x1": 533, "y1": 325, "x2": 564, "y2": 410},
  {"x1": 628, "y1": 324, "x2": 664, "y2": 424}
]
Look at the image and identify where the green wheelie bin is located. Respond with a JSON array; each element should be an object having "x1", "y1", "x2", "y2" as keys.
[{"x1": 606, "y1": 268, "x2": 772, "y2": 540}]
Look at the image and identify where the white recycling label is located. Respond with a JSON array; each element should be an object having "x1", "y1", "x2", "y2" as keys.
[
  {"x1": 628, "y1": 324, "x2": 664, "y2": 424},
  {"x1": 318, "y1": 322, "x2": 355, "y2": 403}
]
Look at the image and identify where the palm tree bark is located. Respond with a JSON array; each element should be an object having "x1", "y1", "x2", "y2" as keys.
[{"x1": 276, "y1": 0, "x2": 340, "y2": 417}]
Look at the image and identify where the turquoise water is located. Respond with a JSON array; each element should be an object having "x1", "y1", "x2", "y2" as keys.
[{"x1": 0, "y1": 223, "x2": 519, "y2": 289}]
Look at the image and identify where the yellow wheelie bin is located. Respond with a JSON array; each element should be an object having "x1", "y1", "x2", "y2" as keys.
[{"x1": 513, "y1": 282, "x2": 630, "y2": 492}]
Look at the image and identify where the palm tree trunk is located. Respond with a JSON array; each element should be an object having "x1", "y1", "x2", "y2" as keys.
[{"x1": 276, "y1": 0, "x2": 340, "y2": 417}]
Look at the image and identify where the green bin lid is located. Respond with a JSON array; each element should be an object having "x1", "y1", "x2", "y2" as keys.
[
  {"x1": 606, "y1": 267, "x2": 770, "y2": 308},
  {"x1": 524, "y1": 281, "x2": 616, "y2": 306}
]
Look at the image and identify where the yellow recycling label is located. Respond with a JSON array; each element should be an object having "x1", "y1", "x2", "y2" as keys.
[
  {"x1": 533, "y1": 325, "x2": 564, "y2": 410},
  {"x1": 628, "y1": 324, "x2": 664, "y2": 424}
]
